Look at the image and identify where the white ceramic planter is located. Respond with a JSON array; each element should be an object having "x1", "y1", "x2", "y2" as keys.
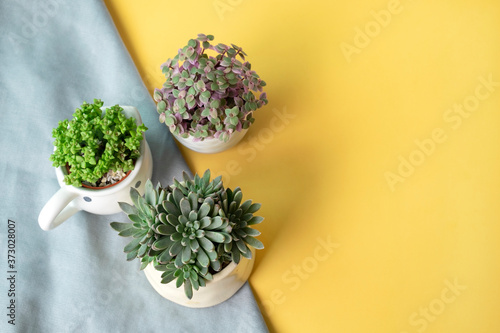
[
  {"x1": 38, "y1": 106, "x2": 153, "y2": 231},
  {"x1": 144, "y1": 248, "x2": 256, "y2": 308},
  {"x1": 173, "y1": 129, "x2": 248, "y2": 154}
]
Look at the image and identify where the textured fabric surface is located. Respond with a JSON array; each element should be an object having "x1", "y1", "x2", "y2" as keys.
[{"x1": 0, "y1": 1, "x2": 268, "y2": 332}]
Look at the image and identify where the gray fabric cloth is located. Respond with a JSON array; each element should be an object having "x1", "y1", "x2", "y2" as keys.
[{"x1": 0, "y1": 1, "x2": 268, "y2": 332}]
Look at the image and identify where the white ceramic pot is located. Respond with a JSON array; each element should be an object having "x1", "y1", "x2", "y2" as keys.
[
  {"x1": 173, "y1": 129, "x2": 248, "y2": 154},
  {"x1": 144, "y1": 248, "x2": 256, "y2": 308},
  {"x1": 38, "y1": 106, "x2": 153, "y2": 231}
]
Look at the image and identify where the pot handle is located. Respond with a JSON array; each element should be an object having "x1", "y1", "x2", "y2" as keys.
[{"x1": 38, "y1": 187, "x2": 81, "y2": 231}]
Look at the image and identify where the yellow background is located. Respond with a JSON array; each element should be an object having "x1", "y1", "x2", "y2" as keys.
[{"x1": 104, "y1": 0, "x2": 500, "y2": 332}]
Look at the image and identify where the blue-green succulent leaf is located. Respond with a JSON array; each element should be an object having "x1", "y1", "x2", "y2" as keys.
[{"x1": 245, "y1": 235, "x2": 264, "y2": 249}]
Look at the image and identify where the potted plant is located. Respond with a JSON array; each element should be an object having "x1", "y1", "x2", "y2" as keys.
[
  {"x1": 154, "y1": 34, "x2": 268, "y2": 153},
  {"x1": 38, "y1": 99, "x2": 153, "y2": 231},
  {"x1": 110, "y1": 170, "x2": 264, "y2": 307}
]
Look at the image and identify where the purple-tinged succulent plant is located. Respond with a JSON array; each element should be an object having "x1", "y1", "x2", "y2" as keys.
[{"x1": 154, "y1": 34, "x2": 268, "y2": 142}]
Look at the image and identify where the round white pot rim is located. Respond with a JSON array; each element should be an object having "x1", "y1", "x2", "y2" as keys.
[{"x1": 55, "y1": 138, "x2": 148, "y2": 196}]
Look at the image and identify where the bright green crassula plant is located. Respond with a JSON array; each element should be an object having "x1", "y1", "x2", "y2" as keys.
[
  {"x1": 50, "y1": 99, "x2": 147, "y2": 187},
  {"x1": 111, "y1": 170, "x2": 264, "y2": 299}
]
